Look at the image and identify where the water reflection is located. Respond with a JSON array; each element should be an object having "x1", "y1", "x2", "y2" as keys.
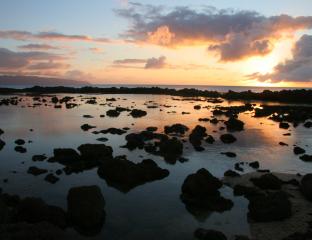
[{"x1": 0, "y1": 93, "x2": 311, "y2": 239}]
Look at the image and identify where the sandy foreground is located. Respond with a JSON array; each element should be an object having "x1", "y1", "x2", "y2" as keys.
[{"x1": 223, "y1": 172, "x2": 312, "y2": 240}]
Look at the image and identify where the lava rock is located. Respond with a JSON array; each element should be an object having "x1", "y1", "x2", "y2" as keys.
[
  {"x1": 194, "y1": 228, "x2": 227, "y2": 240},
  {"x1": 249, "y1": 161, "x2": 260, "y2": 169},
  {"x1": 250, "y1": 173, "x2": 283, "y2": 190},
  {"x1": 0, "y1": 139, "x2": 5, "y2": 151},
  {"x1": 14, "y1": 146, "x2": 27, "y2": 153},
  {"x1": 220, "y1": 134, "x2": 237, "y2": 144},
  {"x1": 300, "y1": 174, "x2": 312, "y2": 201},
  {"x1": 15, "y1": 139, "x2": 25, "y2": 145},
  {"x1": 106, "y1": 109, "x2": 120, "y2": 117},
  {"x1": 159, "y1": 137, "x2": 183, "y2": 162},
  {"x1": 32, "y1": 154, "x2": 47, "y2": 161},
  {"x1": 248, "y1": 191, "x2": 292, "y2": 222},
  {"x1": 221, "y1": 152, "x2": 236, "y2": 158},
  {"x1": 224, "y1": 170, "x2": 241, "y2": 177},
  {"x1": 44, "y1": 174, "x2": 59, "y2": 184},
  {"x1": 27, "y1": 167, "x2": 48, "y2": 176},
  {"x1": 164, "y1": 124, "x2": 189, "y2": 135},
  {"x1": 300, "y1": 154, "x2": 312, "y2": 162},
  {"x1": 189, "y1": 125, "x2": 207, "y2": 150},
  {"x1": 205, "y1": 135, "x2": 215, "y2": 144},
  {"x1": 224, "y1": 117, "x2": 244, "y2": 131},
  {"x1": 279, "y1": 122, "x2": 290, "y2": 129},
  {"x1": 130, "y1": 109, "x2": 147, "y2": 118},
  {"x1": 81, "y1": 124, "x2": 96, "y2": 131},
  {"x1": 67, "y1": 185, "x2": 105, "y2": 234},
  {"x1": 294, "y1": 146, "x2": 306, "y2": 155}
]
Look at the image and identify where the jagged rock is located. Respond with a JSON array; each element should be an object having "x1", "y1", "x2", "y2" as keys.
[
  {"x1": 189, "y1": 125, "x2": 207, "y2": 150},
  {"x1": 159, "y1": 137, "x2": 183, "y2": 162},
  {"x1": 106, "y1": 109, "x2": 120, "y2": 117},
  {"x1": 205, "y1": 135, "x2": 215, "y2": 144},
  {"x1": 80, "y1": 124, "x2": 96, "y2": 131},
  {"x1": 279, "y1": 122, "x2": 290, "y2": 129},
  {"x1": 249, "y1": 161, "x2": 260, "y2": 169},
  {"x1": 300, "y1": 154, "x2": 312, "y2": 162}
]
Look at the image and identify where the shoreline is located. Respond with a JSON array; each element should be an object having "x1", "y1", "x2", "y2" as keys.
[{"x1": 0, "y1": 86, "x2": 312, "y2": 103}]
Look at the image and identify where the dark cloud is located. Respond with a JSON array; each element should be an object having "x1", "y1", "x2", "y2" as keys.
[
  {"x1": 0, "y1": 30, "x2": 111, "y2": 43},
  {"x1": 0, "y1": 48, "x2": 66, "y2": 70},
  {"x1": 18, "y1": 43, "x2": 59, "y2": 50},
  {"x1": 116, "y1": 3, "x2": 312, "y2": 60},
  {"x1": 27, "y1": 62, "x2": 70, "y2": 70},
  {"x1": 248, "y1": 35, "x2": 312, "y2": 82},
  {"x1": 145, "y1": 56, "x2": 166, "y2": 69}
]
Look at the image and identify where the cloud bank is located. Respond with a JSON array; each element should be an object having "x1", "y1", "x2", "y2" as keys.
[{"x1": 116, "y1": 3, "x2": 312, "y2": 61}]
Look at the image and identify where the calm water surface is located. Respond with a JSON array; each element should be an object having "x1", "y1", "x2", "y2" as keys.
[{"x1": 0, "y1": 94, "x2": 311, "y2": 239}]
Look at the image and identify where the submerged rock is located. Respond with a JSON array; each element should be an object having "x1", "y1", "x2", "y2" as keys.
[
  {"x1": 32, "y1": 154, "x2": 47, "y2": 162},
  {"x1": 98, "y1": 157, "x2": 169, "y2": 192},
  {"x1": 67, "y1": 185, "x2": 105, "y2": 235},
  {"x1": 220, "y1": 134, "x2": 237, "y2": 144},
  {"x1": 14, "y1": 139, "x2": 25, "y2": 145},
  {"x1": 221, "y1": 152, "x2": 236, "y2": 158},
  {"x1": 27, "y1": 166, "x2": 48, "y2": 176},
  {"x1": 44, "y1": 174, "x2": 59, "y2": 184}
]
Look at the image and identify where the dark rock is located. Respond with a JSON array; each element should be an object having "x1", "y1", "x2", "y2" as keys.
[
  {"x1": 194, "y1": 228, "x2": 227, "y2": 240},
  {"x1": 300, "y1": 154, "x2": 312, "y2": 162},
  {"x1": 279, "y1": 142, "x2": 288, "y2": 146},
  {"x1": 205, "y1": 135, "x2": 215, "y2": 144},
  {"x1": 27, "y1": 166, "x2": 48, "y2": 176},
  {"x1": 14, "y1": 146, "x2": 27, "y2": 153},
  {"x1": 164, "y1": 124, "x2": 189, "y2": 135},
  {"x1": 220, "y1": 134, "x2": 237, "y2": 144},
  {"x1": 96, "y1": 137, "x2": 108, "y2": 142},
  {"x1": 44, "y1": 174, "x2": 59, "y2": 184},
  {"x1": 249, "y1": 161, "x2": 260, "y2": 169},
  {"x1": 100, "y1": 128, "x2": 126, "y2": 135},
  {"x1": 146, "y1": 126, "x2": 158, "y2": 132},
  {"x1": 181, "y1": 168, "x2": 233, "y2": 212},
  {"x1": 234, "y1": 163, "x2": 244, "y2": 172},
  {"x1": 294, "y1": 146, "x2": 306, "y2": 155},
  {"x1": 78, "y1": 144, "x2": 113, "y2": 162},
  {"x1": 279, "y1": 122, "x2": 290, "y2": 129},
  {"x1": 300, "y1": 174, "x2": 312, "y2": 201},
  {"x1": 234, "y1": 236, "x2": 250, "y2": 240},
  {"x1": 130, "y1": 109, "x2": 147, "y2": 118},
  {"x1": 250, "y1": 173, "x2": 283, "y2": 190},
  {"x1": 67, "y1": 185, "x2": 105, "y2": 234},
  {"x1": 233, "y1": 185, "x2": 263, "y2": 199},
  {"x1": 189, "y1": 125, "x2": 207, "y2": 149},
  {"x1": 32, "y1": 154, "x2": 47, "y2": 161},
  {"x1": 98, "y1": 157, "x2": 169, "y2": 192},
  {"x1": 304, "y1": 121, "x2": 312, "y2": 128},
  {"x1": 159, "y1": 137, "x2": 183, "y2": 162},
  {"x1": 106, "y1": 109, "x2": 120, "y2": 117},
  {"x1": 224, "y1": 170, "x2": 240, "y2": 177},
  {"x1": 0, "y1": 129, "x2": 3, "y2": 135},
  {"x1": 83, "y1": 115, "x2": 93, "y2": 118},
  {"x1": 49, "y1": 148, "x2": 80, "y2": 165},
  {"x1": 14, "y1": 197, "x2": 66, "y2": 228},
  {"x1": 0, "y1": 139, "x2": 5, "y2": 151},
  {"x1": 221, "y1": 152, "x2": 236, "y2": 158},
  {"x1": 248, "y1": 191, "x2": 292, "y2": 222},
  {"x1": 15, "y1": 139, "x2": 25, "y2": 145},
  {"x1": 224, "y1": 117, "x2": 244, "y2": 131},
  {"x1": 194, "y1": 105, "x2": 201, "y2": 110},
  {"x1": 81, "y1": 124, "x2": 96, "y2": 131}
]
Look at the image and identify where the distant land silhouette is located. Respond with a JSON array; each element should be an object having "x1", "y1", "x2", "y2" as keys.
[{"x1": 0, "y1": 75, "x2": 90, "y2": 86}]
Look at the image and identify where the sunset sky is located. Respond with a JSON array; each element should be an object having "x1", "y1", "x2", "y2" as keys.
[{"x1": 1, "y1": 0, "x2": 312, "y2": 87}]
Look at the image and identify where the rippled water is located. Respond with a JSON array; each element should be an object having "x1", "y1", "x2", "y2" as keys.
[{"x1": 0, "y1": 93, "x2": 311, "y2": 239}]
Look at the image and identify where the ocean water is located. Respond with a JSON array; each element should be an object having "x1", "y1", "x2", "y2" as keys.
[{"x1": 0, "y1": 93, "x2": 311, "y2": 239}]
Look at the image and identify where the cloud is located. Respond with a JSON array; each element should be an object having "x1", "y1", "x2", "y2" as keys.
[
  {"x1": 0, "y1": 48, "x2": 65, "y2": 69},
  {"x1": 89, "y1": 47, "x2": 105, "y2": 53},
  {"x1": 112, "y1": 56, "x2": 167, "y2": 69},
  {"x1": 27, "y1": 61, "x2": 70, "y2": 70},
  {"x1": 144, "y1": 56, "x2": 167, "y2": 69},
  {"x1": 18, "y1": 43, "x2": 60, "y2": 50},
  {"x1": 0, "y1": 30, "x2": 111, "y2": 43},
  {"x1": 116, "y1": 4, "x2": 312, "y2": 60},
  {"x1": 249, "y1": 34, "x2": 312, "y2": 82},
  {"x1": 113, "y1": 58, "x2": 147, "y2": 64},
  {"x1": 64, "y1": 70, "x2": 95, "y2": 81}
]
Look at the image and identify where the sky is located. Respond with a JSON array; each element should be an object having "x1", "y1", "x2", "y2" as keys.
[{"x1": 0, "y1": 0, "x2": 312, "y2": 87}]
